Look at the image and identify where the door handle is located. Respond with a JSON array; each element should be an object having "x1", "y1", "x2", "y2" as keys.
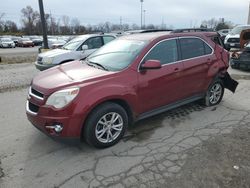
[
  {"x1": 174, "y1": 67, "x2": 179, "y2": 72},
  {"x1": 207, "y1": 58, "x2": 212, "y2": 65}
]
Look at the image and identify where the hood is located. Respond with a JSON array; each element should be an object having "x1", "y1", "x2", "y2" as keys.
[
  {"x1": 32, "y1": 60, "x2": 113, "y2": 94},
  {"x1": 39, "y1": 49, "x2": 70, "y2": 58},
  {"x1": 225, "y1": 34, "x2": 240, "y2": 41},
  {"x1": 240, "y1": 29, "x2": 250, "y2": 49}
]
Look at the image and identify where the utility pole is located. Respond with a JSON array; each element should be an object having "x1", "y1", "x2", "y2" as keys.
[
  {"x1": 38, "y1": 0, "x2": 48, "y2": 49},
  {"x1": 50, "y1": 10, "x2": 54, "y2": 35},
  {"x1": 120, "y1": 16, "x2": 122, "y2": 31},
  {"x1": 140, "y1": 0, "x2": 144, "y2": 29},
  {"x1": 248, "y1": 2, "x2": 250, "y2": 24},
  {"x1": 143, "y1": 10, "x2": 146, "y2": 29}
]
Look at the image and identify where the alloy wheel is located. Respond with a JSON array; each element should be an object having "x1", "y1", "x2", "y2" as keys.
[{"x1": 95, "y1": 112, "x2": 123, "y2": 143}]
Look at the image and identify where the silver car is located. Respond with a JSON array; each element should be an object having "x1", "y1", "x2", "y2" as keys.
[
  {"x1": 0, "y1": 38, "x2": 15, "y2": 48},
  {"x1": 35, "y1": 34, "x2": 116, "y2": 71}
]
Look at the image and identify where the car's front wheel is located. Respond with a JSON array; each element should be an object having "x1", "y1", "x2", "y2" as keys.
[
  {"x1": 84, "y1": 102, "x2": 128, "y2": 148},
  {"x1": 204, "y1": 79, "x2": 224, "y2": 106}
]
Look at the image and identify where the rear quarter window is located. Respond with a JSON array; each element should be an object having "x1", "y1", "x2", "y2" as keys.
[{"x1": 180, "y1": 38, "x2": 212, "y2": 60}]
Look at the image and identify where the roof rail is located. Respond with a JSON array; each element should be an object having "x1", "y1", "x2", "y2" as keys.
[{"x1": 171, "y1": 28, "x2": 215, "y2": 33}]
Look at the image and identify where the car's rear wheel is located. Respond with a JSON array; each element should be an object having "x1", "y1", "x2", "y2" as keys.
[
  {"x1": 204, "y1": 79, "x2": 224, "y2": 106},
  {"x1": 84, "y1": 102, "x2": 128, "y2": 148}
]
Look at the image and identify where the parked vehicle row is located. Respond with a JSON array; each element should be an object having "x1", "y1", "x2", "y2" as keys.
[{"x1": 26, "y1": 31, "x2": 238, "y2": 148}]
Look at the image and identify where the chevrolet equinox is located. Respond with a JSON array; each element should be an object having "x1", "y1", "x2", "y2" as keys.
[{"x1": 26, "y1": 32, "x2": 238, "y2": 148}]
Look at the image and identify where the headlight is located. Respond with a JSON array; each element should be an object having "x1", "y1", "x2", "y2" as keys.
[
  {"x1": 42, "y1": 57, "x2": 54, "y2": 64},
  {"x1": 46, "y1": 87, "x2": 79, "y2": 109}
]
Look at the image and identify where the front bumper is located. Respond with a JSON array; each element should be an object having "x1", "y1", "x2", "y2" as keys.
[
  {"x1": 1, "y1": 43, "x2": 14, "y2": 48},
  {"x1": 26, "y1": 99, "x2": 83, "y2": 138},
  {"x1": 35, "y1": 61, "x2": 55, "y2": 71}
]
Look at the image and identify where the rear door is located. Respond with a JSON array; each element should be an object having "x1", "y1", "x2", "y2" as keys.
[
  {"x1": 179, "y1": 37, "x2": 215, "y2": 98},
  {"x1": 138, "y1": 39, "x2": 184, "y2": 113}
]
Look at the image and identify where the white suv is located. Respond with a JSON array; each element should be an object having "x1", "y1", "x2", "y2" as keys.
[
  {"x1": 224, "y1": 25, "x2": 250, "y2": 50},
  {"x1": 35, "y1": 34, "x2": 116, "y2": 71}
]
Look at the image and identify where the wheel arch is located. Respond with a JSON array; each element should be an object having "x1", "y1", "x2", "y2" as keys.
[{"x1": 80, "y1": 98, "x2": 135, "y2": 140}]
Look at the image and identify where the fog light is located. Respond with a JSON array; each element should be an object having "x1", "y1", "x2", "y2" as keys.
[{"x1": 45, "y1": 124, "x2": 63, "y2": 133}]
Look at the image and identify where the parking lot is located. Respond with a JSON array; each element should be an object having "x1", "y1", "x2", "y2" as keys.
[{"x1": 0, "y1": 55, "x2": 250, "y2": 187}]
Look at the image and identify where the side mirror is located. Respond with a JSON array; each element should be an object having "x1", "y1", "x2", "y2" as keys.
[
  {"x1": 81, "y1": 45, "x2": 88, "y2": 52},
  {"x1": 141, "y1": 60, "x2": 161, "y2": 70}
]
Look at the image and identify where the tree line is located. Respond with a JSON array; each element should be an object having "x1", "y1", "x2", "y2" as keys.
[{"x1": 0, "y1": 6, "x2": 233, "y2": 36}]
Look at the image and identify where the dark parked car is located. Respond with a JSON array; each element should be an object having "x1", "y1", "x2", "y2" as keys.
[
  {"x1": 26, "y1": 32, "x2": 238, "y2": 148},
  {"x1": 30, "y1": 36, "x2": 43, "y2": 46},
  {"x1": 17, "y1": 38, "x2": 34, "y2": 47}
]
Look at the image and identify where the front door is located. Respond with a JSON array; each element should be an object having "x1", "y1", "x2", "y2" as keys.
[{"x1": 137, "y1": 39, "x2": 184, "y2": 114}]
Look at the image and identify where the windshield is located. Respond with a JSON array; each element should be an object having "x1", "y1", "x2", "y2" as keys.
[
  {"x1": 87, "y1": 39, "x2": 147, "y2": 71},
  {"x1": 231, "y1": 26, "x2": 250, "y2": 35},
  {"x1": 62, "y1": 36, "x2": 88, "y2": 50}
]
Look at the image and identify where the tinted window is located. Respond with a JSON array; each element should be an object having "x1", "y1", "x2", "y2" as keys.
[
  {"x1": 180, "y1": 38, "x2": 212, "y2": 59},
  {"x1": 144, "y1": 39, "x2": 178, "y2": 65},
  {"x1": 103, "y1": 36, "x2": 115, "y2": 44},
  {"x1": 204, "y1": 43, "x2": 212, "y2": 54},
  {"x1": 84, "y1": 37, "x2": 103, "y2": 49}
]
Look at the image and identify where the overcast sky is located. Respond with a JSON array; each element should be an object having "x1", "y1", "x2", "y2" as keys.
[{"x1": 1, "y1": 0, "x2": 250, "y2": 28}]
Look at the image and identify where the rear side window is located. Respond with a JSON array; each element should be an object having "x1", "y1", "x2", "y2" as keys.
[
  {"x1": 103, "y1": 36, "x2": 115, "y2": 44},
  {"x1": 84, "y1": 37, "x2": 103, "y2": 49},
  {"x1": 180, "y1": 38, "x2": 212, "y2": 60},
  {"x1": 144, "y1": 39, "x2": 178, "y2": 65}
]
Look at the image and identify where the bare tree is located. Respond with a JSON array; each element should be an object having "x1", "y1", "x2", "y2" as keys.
[
  {"x1": 61, "y1": 15, "x2": 70, "y2": 34},
  {"x1": 3, "y1": 20, "x2": 18, "y2": 33},
  {"x1": 0, "y1": 13, "x2": 5, "y2": 31},
  {"x1": 21, "y1": 6, "x2": 39, "y2": 34},
  {"x1": 71, "y1": 18, "x2": 81, "y2": 33}
]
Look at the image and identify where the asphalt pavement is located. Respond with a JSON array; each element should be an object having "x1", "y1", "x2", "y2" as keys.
[{"x1": 0, "y1": 63, "x2": 249, "y2": 188}]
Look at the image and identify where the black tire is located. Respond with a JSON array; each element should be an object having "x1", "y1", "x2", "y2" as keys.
[
  {"x1": 84, "y1": 102, "x2": 128, "y2": 148},
  {"x1": 204, "y1": 79, "x2": 224, "y2": 106}
]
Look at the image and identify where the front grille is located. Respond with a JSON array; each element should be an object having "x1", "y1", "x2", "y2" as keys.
[
  {"x1": 29, "y1": 87, "x2": 44, "y2": 100},
  {"x1": 228, "y1": 38, "x2": 240, "y2": 43},
  {"x1": 28, "y1": 101, "x2": 39, "y2": 113},
  {"x1": 31, "y1": 88, "x2": 44, "y2": 98}
]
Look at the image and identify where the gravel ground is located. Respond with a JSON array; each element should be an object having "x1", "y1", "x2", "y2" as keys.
[{"x1": 0, "y1": 63, "x2": 39, "y2": 92}]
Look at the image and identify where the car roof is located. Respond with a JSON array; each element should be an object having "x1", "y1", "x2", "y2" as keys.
[
  {"x1": 119, "y1": 31, "x2": 218, "y2": 42},
  {"x1": 76, "y1": 34, "x2": 116, "y2": 39}
]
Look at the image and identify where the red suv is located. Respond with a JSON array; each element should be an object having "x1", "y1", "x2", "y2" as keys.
[{"x1": 26, "y1": 32, "x2": 237, "y2": 148}]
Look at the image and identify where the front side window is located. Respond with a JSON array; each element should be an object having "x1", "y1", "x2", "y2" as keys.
[
  {"x1": 143, "y1": 39, "x2": 178, "y2": 65},
  {"x1": 180, "y1": 38, "x2": 212, "y2": 60}
]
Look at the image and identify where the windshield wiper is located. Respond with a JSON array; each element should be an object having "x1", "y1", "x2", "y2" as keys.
[{"x1": 86, "y1": 60, "x2": 108, "y2": 71}]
